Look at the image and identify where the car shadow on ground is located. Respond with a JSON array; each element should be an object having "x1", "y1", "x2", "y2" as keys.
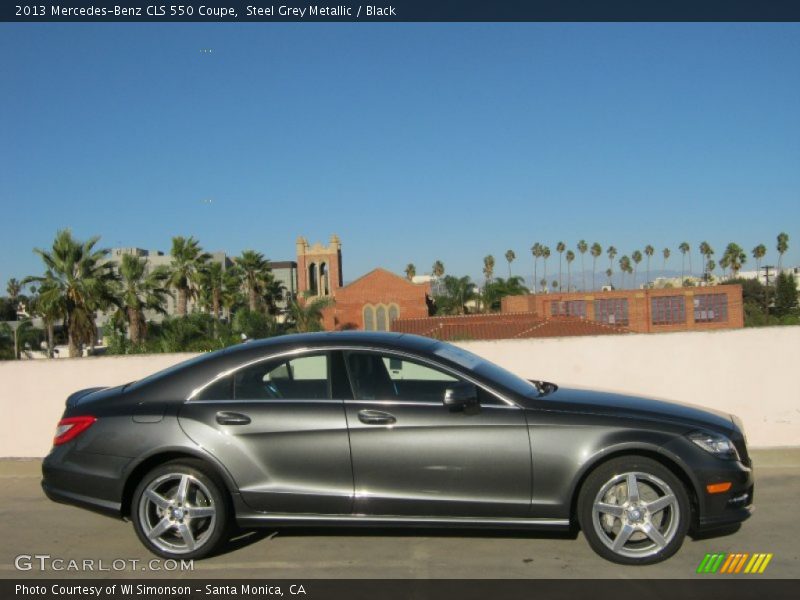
[
  {"x1": 689, "y1": 523, "x2": 742, "y2": 541},
  {"x1": 214, "y1": 525, "x2": 578, "y2": 557}
]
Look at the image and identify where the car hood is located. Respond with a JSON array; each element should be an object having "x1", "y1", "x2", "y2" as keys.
[{"x1": 527, "y1": 386, "x2": 735, "y2": 434}]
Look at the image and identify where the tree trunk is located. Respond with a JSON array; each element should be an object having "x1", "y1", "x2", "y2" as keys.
[
  {"x1": 128, "y1": 307, "x2": 141, "y2": 344},
  {"x1": 177, "y1": 288, "x2": 188, "y2": 316},
  {"x1": 46, "y1": 320, "x2": 54, "y2": 358},
  {"x1": 212, "y1": 291, "x2": 221, "y2": 320},
  {"x1": 68, "y1": 331, "x2": 81, "y2": 358},
  {"x1": 249, "y1": 288, "x2": 258, "y2": 312}
]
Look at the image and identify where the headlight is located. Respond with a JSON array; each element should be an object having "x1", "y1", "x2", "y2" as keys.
[{"x1": 688, "y1": 431, "x2": 740, "y2": 461}]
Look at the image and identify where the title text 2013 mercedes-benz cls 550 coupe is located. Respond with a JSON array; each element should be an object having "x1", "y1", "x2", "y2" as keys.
[{"x1": 42, "y1": 332, "x2": 753, "y2": 564}]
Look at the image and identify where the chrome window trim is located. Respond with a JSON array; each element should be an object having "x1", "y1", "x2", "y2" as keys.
[{"x1": 186, "y1": 345, "x2": 520, "y2": 407}]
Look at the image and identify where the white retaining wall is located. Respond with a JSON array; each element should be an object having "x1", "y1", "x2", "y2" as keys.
[{"x1": 0, "y1": 327, "x2": 797, "y2": 456}]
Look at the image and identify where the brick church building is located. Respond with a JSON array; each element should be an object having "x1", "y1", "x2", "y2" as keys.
[{"x1": 295, "y1": 235, "x2": 430, "y2": 331}]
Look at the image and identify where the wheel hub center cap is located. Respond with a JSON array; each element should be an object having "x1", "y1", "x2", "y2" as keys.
[
  {"x1": 627, "y1": 508, "x2": 644, "y2": 522},
  {"x1": 171, "y1": 508, "x2": 185, "y2": 520}
]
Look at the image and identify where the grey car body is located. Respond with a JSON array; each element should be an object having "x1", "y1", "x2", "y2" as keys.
[{"x1": 42, "y1": 331, "x2": 753, "y2": 563}]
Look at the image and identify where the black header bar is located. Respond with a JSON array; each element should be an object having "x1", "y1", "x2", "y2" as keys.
[{"x1": 3, "y1": 1, "x2": 800, "y2": 23}]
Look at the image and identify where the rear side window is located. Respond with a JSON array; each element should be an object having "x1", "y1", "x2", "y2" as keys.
[{"x1": 195, "y1": 353, "x2": 330, "y2": 401}]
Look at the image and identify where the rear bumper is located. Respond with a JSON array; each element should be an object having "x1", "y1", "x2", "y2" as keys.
[
  {"x1": 41, "y1": 481, "x2": 122, "y2": 518},
  {"x1": 41, "y1": 445, "x2": 130, "y2": 519}
]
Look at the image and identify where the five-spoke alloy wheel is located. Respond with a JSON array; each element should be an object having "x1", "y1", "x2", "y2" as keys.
[
  {"x1": 578, "y1": 456, "x2": 691, "y2": 564},
  {"x1": 132, "y1": 460, "x2": 230, "y2": 559}
]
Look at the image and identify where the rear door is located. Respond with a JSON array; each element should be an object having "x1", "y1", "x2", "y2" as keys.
[
  {"x1": 339, "y1": 350, "x2": 532, "y2": 517},
  {"x1": 178, "y1": 351, "x2": 353, "y2": 514}
]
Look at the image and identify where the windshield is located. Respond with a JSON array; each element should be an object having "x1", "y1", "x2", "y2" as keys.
[{"x1": 432, "y1": 342, "x2": 541, "y2": 398}]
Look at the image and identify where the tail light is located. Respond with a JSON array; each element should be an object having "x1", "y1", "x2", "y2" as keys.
[{"x1": 53, "y1": 416, "x2": 97, "y2": 446}]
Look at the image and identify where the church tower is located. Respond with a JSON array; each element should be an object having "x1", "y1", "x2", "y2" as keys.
[{"x1": 296, "y1": 234, "x2": 343, "y2": 297}]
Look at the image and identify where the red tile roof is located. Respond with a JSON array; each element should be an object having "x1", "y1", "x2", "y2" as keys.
[{"x1": 391, "y1": 312, "x2": 629, "y2": 341}]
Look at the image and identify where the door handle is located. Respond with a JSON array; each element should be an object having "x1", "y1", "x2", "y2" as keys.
[
  {"x1": 216, "y1": 411, "x2": 251, "y2": 425},
  {"x1": 358, "y1": 409, "x2": 396, "y2": 425}
]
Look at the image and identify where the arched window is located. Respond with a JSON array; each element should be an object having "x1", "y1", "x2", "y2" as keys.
[
  {"x1": 308, "y1": 263, "x2": 318, "y2": 295},
  {"x1": 363, "y1": 305, "x2": 375, "y2": 331},
  {"x1": 388, "y1": 304, "x2": 399, "y2": 323},
  {"x1": 376, "y1": 305, "x2": 387, "y2": 331},
  {"x1": 320, "y1": 262, "x2": 329, "y2": 295}
]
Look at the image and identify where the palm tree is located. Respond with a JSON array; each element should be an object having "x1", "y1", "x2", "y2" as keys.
[
  {"x1": 404, "y1": 263, "x2": 416, "y2": 281},
  {"x1": 556, "y1": 242, "x2": 566, "y2": 291},
  {"x1": 662, "y1": 248, "x2": 671, "y2": 277},
  {"x1": 777, "y1": 232, "x2": 789, "y2": 272},
  {"x1": 752, "y1": 244, "x2": 767, "y2": 279},
  {"x1": 437, "y1": 275, "x2": 477, "y2": 315},
  {"x1": 678, "y1": 242, "x2": 690, "y2": 281},
  {"x1": 605, "y1": 268, "x2": 613, "y2": 287},
  {"x1": 631, "y1": 250, "x2": 642, "y2": 288},
  {"x1": 288, "y1": 294, "x2": 334, "y2": 333},
  {"x1": 482, "y1": 276, "x2": 529, "y2": 312},
  {"x1": 699, "y1": 242, "x2": 714, "y2": 282},
  {"x1": 644, "y1": 245, "x2": 654, "y2": 287},
  {"x1": 541, "y1": 246, "x2": 551, "y2": 293},
  {"x1": 27, "y1": 230, "x2": 116, "y2": 357},
  {"x1": 27, "y1": 279, "x2": 62, "y2": 357},
  {"x1": 116, "y1": 254, "x2": 171, "y2": 344},
  {"x1": 6, "y1": 278, "x2": 21, "y2": 305},
  {"x1": 198, "y1": 261, "x2": 226, "y2": 320},
  {"x1": 504, "y1": 249, "x2": 516, "y2": 278},
  {"x1": 236, "y1": 250, "x2": 272, "y2": 312},
  {"x1": 577, "y1": 240, "x2": 588, "y2": 291},
  {"x1": 607, "y1": 246, "x2": 618, "y2": 278},
  {"x1": 619, "y1": 255, "x2": 632, "y2": 289},
  {"x1": 539, "y1": 278, "x2": 548, "y2": 293},
  {"x1": 530, "y1": 243, "x2": 542, "y2": 293},
  {"x1": 723, "y1": 243, "x2": 746, "y2": 278},
  {"x1": 565, "y1": 250, "x2": 575, "y2": 291},
  {"x1": 590, "y1": 243, "x2": 602, "y2": 291},
  {"x1": 168, "y1": 236, "x2": 210, "y2": 316},
  {"x1": 707, "y1": 259, "x2": 716, "y2": 281},
  {"x1": 482, "y1": 255, "x2": 495, "y2": 285},
  {"x1": 432, "y1": 260, "x2": 445, "y2": 279}
]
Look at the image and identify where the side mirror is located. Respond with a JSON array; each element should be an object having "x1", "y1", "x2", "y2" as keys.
[{"x1": 443, "y1": 382, "x2": 478, "y2": 410}]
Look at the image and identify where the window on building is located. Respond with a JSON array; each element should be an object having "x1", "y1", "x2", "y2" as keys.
[
  {"x1": 376, "y1": 305, "x2": 387, "y2": 331},
  {"x1": 388, "y1": 304, "x2": 400, "y2": 323},
  {"x1": 694, "y1": 293, "x2": 728, "y2": 323},
  {"x1": 363, "y1": 305, "x2": 375, "y2": 331},
  {"x1": 550, "y1": 300, "x2": 586, "y2": 318},
  {"x1": 593, "y1": 298, "x2": 629, "y2": 326},
  {"x1": 651, "y1": 296, "x2": 686, "y2": 325}
]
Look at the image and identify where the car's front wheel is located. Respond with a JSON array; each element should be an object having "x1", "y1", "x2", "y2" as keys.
[
  {"x1": 131, "y1": 459, "x2": 230, "y2": 559},
  {"x1": 578, "y1": 455, "x2": 691, "y2": 565}
]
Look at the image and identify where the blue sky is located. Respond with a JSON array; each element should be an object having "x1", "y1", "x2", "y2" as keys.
[{"x1": 1, "y1": 23, "x2": 798, "y2": 287}]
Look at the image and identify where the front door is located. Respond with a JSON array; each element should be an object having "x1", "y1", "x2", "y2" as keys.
[
  {"x1": 339, "y1": 350, "x2": 532, "y2": 517},
  {"x1": 178, "y1": 351, "x2": 353, "y2": 514}
]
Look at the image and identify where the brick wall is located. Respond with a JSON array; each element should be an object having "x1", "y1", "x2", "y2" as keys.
[{"x1": 502, "y1": 284, "x2": 744, "y2": 333}]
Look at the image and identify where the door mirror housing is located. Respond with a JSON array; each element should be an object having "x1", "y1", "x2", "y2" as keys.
[{"x1": 443, "y1": 382, "x2": 478, "y2": 410}]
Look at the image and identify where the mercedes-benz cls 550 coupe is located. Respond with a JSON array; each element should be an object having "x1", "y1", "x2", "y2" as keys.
[{"x1": 42, "y1": 331, "x2": 753, "y2": 564}]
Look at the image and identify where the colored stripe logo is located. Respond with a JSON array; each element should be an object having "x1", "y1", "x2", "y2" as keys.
[{"x1": 696, "y1": 553, "x2": 773, "y2": 574}]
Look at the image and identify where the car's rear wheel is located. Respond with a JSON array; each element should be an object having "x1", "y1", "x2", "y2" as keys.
[
  {"x1": 132, "y1": 460, "x2": 230, "y2": 559},
  {"x1": 578, "y1": 455, "x2": 690, "y2": 565}
]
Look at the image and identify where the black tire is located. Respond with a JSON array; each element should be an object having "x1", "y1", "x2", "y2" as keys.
[
  {"x1": 131, "y1": 459, "x2": 231, "y2": 559},
  {"x1": 577, "y1": 455, "x2": 690, "y2": 565}
]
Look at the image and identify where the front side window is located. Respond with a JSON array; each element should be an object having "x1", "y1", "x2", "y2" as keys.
[
  {"x1": 345, "y1": 351, "x2": 464, "y2": 403},
  {"x1": 196, "y1": 353, "x2": 330, "y2": 401}
]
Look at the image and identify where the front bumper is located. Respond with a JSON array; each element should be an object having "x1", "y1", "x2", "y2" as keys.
[{"x1": 694, "y1": 459, "x2": 754, "y2": 531}]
